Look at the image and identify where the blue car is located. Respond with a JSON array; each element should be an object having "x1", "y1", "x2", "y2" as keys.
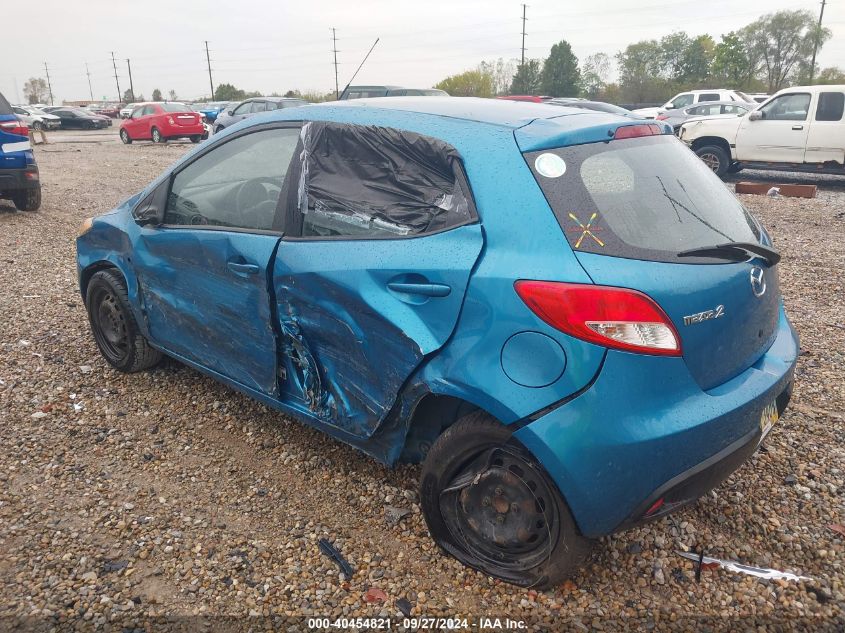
[
  {"x1": 76, "y1": 97, "x2": 797, "y2": 587},
  {"x1": 0, "y1": 91, "x2": 41, "y2": 211}
]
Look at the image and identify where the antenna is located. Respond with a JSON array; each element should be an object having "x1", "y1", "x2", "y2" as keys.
[
  {"x1": 341, "y1": 38, "x2": 379, "y2": 99},
  {"x1": 521, "y1": 4, "x2": 527, "y2": 67}
]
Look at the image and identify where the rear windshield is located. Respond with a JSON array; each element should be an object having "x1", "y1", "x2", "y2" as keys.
[
  {"x1": 526, "y1": 135, "x2": 760, "y2": 263},
  {"x1": 160, "y1": 103, "x2": 192, "y2": 113},
  {"x1": 0, "y1": 92, "x2": 12, "y2": 115}
]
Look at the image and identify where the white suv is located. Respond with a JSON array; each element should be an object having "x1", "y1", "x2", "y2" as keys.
[{"x1": 633, "y1": 89, "x2": 754, "y2": 119}]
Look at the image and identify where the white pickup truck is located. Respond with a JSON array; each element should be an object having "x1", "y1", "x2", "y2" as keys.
[{"x1": 679, "y1": 84, "x2": 845, "y2": 177}]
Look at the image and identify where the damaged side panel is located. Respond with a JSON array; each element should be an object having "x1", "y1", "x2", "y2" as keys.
[{"x1": 133, "y1": 228, "x2": 282, "y2": 396}]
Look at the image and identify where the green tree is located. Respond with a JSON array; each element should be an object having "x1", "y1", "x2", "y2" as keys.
[
  {"x1": 659, "y1": 32, "x2": 692, "y2": 79},
  {"x1": 214, "y1": 83, "x2": 247, "y2": 101},
  {"x1": 743, "y1": 10, "x2": 831, "y2": 92},
  {"x1": 617, "y1": 40, "x2": 667, "y2": 102},
  {"x1": 679, "y1": 34, "x2": 715, "y2": 83},
  {"x1": 122, "y1": 89, "x2": 135, "y2": 103},
  {"x1": 581, "y1": 53, "x2": 613, "y2": 99},
  {"x1": 478, "y1": 58, "x2": 518, "y2": 95},
  {"x1": 151, "y1": 88, "x2": 162, "y2": 101},
  {"x1": 712, "y1": 31, "x2": 755, "y2": 87},
  {"x1": 168, "y1": 89, "x2": 178, "y2": 101},
  {"x1": 23, "y1": 77, "x2": 49, "y2": 104},
  {"x1": 509, "y1": 59, "x2": 542, "y2": 95},
  {"x1": 435, "y1": 69, "x2": 495, "y2": 97},
  {"x1": 540, "y1": 40, "x2": 580, "y2": 97},
  {"x1": 816, "y1": 66, "x2": 845, "y2": 84}
]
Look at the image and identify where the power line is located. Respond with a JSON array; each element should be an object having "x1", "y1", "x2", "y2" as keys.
[
  {"x1": 126, "y1": 59, "x2": 135, "y2": 102},
  {"x1": 204, "y1": 41, "x2": 214, "y2": 100},
  {"x1": 110, "y1": 52, "x2": 121, "y2": 102},
  {"x1": 809, "y1": 0, "x2": 827, "y2": 83},
  {"x1": 85, "y1": 63, "x2": 94, "y2": 101},
  {"x1": 331, "y1": 27, "x2": 339, "y2": 99},
  {"x1": 43, "y1": 62, "x2": 54, "y2": 105}
]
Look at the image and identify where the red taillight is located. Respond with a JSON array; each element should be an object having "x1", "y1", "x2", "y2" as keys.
[
  {"x1": 514, "y1": 281, "x2": 681, "y2": 356},
  {"x1": 654, "y1": 114, "x2": 668, "y2": 121},
  {"x1": 0, "y1": 120, "x2": 29, "y2": 137},
  {"x1": 613, "y1": 123, "x2": 663, "y2": 139}
]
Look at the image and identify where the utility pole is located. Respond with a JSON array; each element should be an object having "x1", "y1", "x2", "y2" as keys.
[
  {"x1": 809, "y1": 0, "x2": 827, "y2": 84},
  {"x1": 85, "y1": 63, "x2": 94, "y2": 101},
  {"x1": 204, "y1": 41, "x2": 215, "y2": 100},
  {"x1": 331, "y1": 28, "x2": 340, "y2": 100},
  {"x1": 110, "y1": 52, "x2": 122, "y2": 102},
  {"x1": 126, "y1": 59, "x2": 135, "y2": 102},
  {"x1": 520, "y1": 4, "x2": 527, "y2": 68},
  {"x1": 43, "y1": 62, "x2": 54, "y2": 105}
]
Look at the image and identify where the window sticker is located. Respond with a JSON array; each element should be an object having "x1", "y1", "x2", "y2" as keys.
[
  {"x1": 567, "y1": 212, "x2": 605, "y2": 248},
  {"x1": 534, "y1": 153, "x2": 567, "y2": 178}
]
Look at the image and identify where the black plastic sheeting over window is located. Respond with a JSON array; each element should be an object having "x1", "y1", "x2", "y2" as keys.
[{"x1": 292, "y1": 121, "x2": 474, "y2": 238}]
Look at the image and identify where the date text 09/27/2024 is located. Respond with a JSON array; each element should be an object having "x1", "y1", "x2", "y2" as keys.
[{"x1": 306, "y1": 617, "x2": 527, "y2": 629}]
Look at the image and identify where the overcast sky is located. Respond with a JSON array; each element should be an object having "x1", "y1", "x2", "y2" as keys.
[{"x1": 2, "y1": 0, "x2": 843, "y2": 103}]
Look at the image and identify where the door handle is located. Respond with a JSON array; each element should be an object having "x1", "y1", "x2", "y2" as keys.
[
  {"x1": 387, "y1": 281, "x2": 451, "y2": 297},
  {"x1": 791, "y1": 125, "x2": 803, "y2": 130},
  {"x1": 227, "y1": 261, "x2": 260, "y2": 275}
]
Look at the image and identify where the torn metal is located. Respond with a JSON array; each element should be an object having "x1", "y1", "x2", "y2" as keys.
[{"x1": 676, "y1": 550, "x2": 812, "y2": 582}]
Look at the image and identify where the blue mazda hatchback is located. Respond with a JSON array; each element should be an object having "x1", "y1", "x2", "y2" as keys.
[{"x1": 76, "y1": 98, "x2": 797, "y2": 588}]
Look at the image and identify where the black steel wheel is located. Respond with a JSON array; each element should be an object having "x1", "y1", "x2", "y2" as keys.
[
  {"x1": 420, "y1": 412, "x2": 591, "y2": 588},
  {"x1": 85, "y1": 269, "x2": 162, "y2": 372}
]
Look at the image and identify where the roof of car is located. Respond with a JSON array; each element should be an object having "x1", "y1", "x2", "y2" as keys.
[{"x1": 309, "y1": 96, "x2": 608, "y2": 129}]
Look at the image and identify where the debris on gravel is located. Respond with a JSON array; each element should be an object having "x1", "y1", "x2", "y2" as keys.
[{"x1": 0, "y1": 141, "x2": 843, "y2": 630}]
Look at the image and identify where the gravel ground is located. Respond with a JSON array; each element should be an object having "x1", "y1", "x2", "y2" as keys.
[{"x1": 0, "y1": 131, "x2": 843, "y2": 631}]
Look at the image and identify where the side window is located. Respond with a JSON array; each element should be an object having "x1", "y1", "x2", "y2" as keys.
[
  {"x1": 671, "y1": 94, "x2": 693, "y2": 108},
  {"x1": 252, "y1": 101, "x2": 267, "y2": 113},
  {"x1": 294, "y1": 121, "x2": 476, "y2": 239},
  {"x1": 816, "y1": 92, "x2": 844, "y2": 122},
  {"x1": 264, "y1": 101, "x2": 279, "y2": 111},
  {"x1": 13, "y1": 107, "x2": 25, "y2": 115},
  {"x1": 698, "y1": 93, "x2": 720, "y2": 102},
  {"x1": 131, "y1": 107, "x2": 144, "y2": 119},
  {"x1": 233, "y1": 102, "x2": 253, "y2": 115},
  {"x1": 760, "y1": 93, "x2": 811, "y2": 121},
  {"x1": 164, "y1": 127, "x2": 300, "y2": 231}
]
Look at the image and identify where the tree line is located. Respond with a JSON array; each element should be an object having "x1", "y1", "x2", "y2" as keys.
[{"x1": 435, "y1": 9, "x2": 842, "y2": 103}]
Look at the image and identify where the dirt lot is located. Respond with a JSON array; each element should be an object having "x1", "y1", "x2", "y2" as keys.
[{"x1": 1, "y1": 128, "x2": 843, "y2": 631}]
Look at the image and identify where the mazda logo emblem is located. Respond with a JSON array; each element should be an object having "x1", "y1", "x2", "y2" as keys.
[{"x1": 750, "y1": 266, "x2": 766, "y2": 297}]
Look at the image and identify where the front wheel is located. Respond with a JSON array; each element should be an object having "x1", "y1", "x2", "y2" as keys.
[
  {"x1": 420, "y1": 412, "x2": 592, "y2": 588},
  {"x1": 151, "y1": 127, "x2": 163, "y2": 143},
  {"x1": 32, "y1": 120, "x2": 43, "y2": 131},
  {"x1": 12, "y1": 187, "x2": 41, "y2": 212},
  {"x1": 120, "y1": 128, "x2": 132, "y2": 144},
  {"x1": 694, "y1": 144, "x2": 729, "y2": 177},
  {"x1": 85, "y1": 269, "x2": 162, "y2": 373}
]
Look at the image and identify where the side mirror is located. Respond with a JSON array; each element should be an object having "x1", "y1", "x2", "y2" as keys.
[
  {"x1": 226, "y1": 109, "x2": 234, "y2": 115},
  {"x1": 664, "y1": 103, "x2": 675, "y2": 110},
  {"x1": 748, "y1": 110, "x2": 763, "y2": 121}
]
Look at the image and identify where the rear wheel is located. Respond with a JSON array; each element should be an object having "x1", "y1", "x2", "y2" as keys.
[
  {"x1": 12, "y1": 187, "x2": 41, "y2": 212},
  {"x1": 190, "y1": 135, "x2": 201, "y2": 143},
  {"x1": 151, "y1": 127, "x2": 163, "y2": 143},
  {"x1": 694, "y1": 144, "x2": 729, "y2": 177},
  {"x1": 420, "y1": 411, "x2": 592, "y2": 588},
  {"x1": 85, "y1": 269, "x2": 162, "y2": 373},
  {"x1": 120, "y1": 128, "x2": 132, "y2": 144}
]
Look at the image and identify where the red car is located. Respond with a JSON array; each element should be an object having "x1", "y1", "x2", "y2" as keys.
[{"x1": 119, "y1": 103, "x2": 204, "y2": 144}]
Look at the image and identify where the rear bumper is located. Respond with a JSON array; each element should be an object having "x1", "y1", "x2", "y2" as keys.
[
  {"x1": 161, "y1": 123, "x2": 204, "y2": 137},
  {"x1": 0, "y1": 165, "x2": 40, "y2": 191},
  {"x1": 515, "y1": 305, "x2": 798, "y2": 537}
]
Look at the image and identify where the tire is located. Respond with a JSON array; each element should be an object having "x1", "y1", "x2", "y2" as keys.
[
  {"x1": 727, "y1": 163, "x2": 744, "y2": 174},
  {"x1": 190, "y1": 135, "x2": 201, "y2": 143},
  {"x1": 11, "y1": 187, "x2": 41, "y2": 212},
  {"x1": 694, "y1": 144, "x2": 729, "y2": 177},
  {"x1": 120, "y1": 128, "x2": 132, "y2": 144},
  {"x1": 420, "y1": 411, "x2": 592, "y2": 588},
  {"x1": 32, "y1": 120, "x2": 43, "y2": 131},
  {"x1": 151, "y1": 127, "x2": 162, "y2": 143},
  {"x1": 85, "y1": 269, "x2": 162, "y2": 373},
  {"x1": 214, "y1": 125, "x2": 223, "y2": 135}
]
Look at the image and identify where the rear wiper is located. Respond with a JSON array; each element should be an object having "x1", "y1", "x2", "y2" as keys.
[{"x1": 677, "y1": 241, "x2": 781, "y2": 266}]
